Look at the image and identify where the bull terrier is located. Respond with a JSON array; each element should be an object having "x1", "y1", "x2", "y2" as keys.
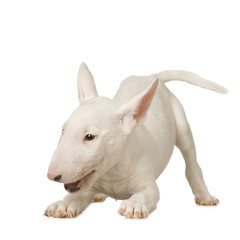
[{"x1": 45, "y1": 63, "x2": 227, "y2": 218}]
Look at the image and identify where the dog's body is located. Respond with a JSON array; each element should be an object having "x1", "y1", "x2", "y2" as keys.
[{"x1": 45, "y1": 63, "x2": 227, "y2": 218}]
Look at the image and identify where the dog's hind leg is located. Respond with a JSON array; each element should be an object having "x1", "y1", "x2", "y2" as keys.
[
  {"x1": 93, "y1": 193, "x2": 108, "y2": 202},
  {"x1": 171, "y1": 95, "x2": 219, "y2": 206}
]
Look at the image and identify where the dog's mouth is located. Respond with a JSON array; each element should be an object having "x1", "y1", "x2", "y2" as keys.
[{"x1": 64, "y1": 170, "x2": 96, "y2": 193}]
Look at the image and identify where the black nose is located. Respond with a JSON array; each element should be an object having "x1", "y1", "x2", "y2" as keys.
[{"x1": 54, "y1": 175, "x2": 62, "y2": 181}]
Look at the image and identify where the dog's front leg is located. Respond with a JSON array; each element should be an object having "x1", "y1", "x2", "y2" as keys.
[
  {"x1": 44, "y1": 190, "x2": 94, "y2": 218},
  {"x1": 118, "y1": 181, "x2": 159, "y2": 219}
]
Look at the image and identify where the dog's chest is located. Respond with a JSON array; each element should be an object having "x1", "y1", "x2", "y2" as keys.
[
  {"x1": 93, "y1": 170, "x2": 134, "y2": 200},
  {"x1": 96, "y1": 180, "x2": 131, "y2": 199}
]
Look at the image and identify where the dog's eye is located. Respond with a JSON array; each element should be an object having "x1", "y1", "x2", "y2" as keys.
[{"x1": 84, "y1": 134, "x2": 96, "y2": 141}]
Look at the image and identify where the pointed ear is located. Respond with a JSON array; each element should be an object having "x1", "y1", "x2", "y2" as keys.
[
  {"x1": 119, "y1": 79, "x2": 159, "y2": 134},
  {"x1": 77, "y1": 62, "x2": 98, "y2": 102}
]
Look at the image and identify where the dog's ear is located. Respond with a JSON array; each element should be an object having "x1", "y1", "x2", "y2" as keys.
[
  {"x1": 119, "y1": 79, "x2": 159, "y2": 134},
  {"x1": 77, "y1": 62, "x2": 98, "y2": 102}
]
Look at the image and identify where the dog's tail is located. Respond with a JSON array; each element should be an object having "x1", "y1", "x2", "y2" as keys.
[{"x1": 152, "y1": 70, "x2": 228, "y2": 94}]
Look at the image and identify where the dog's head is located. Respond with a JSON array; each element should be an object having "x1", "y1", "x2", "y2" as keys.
[{"x1": 47, "y1": 63, "x2": 158, "y2": 193}]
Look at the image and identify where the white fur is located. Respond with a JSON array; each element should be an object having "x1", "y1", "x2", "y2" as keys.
[{"x1": 45, "y1": 62, "x2": 226, "y2": 218}]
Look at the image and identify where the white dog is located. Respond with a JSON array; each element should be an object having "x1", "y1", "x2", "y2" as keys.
[{"x1": 45, "y1": 63, "x2": 227, "y2": 218}]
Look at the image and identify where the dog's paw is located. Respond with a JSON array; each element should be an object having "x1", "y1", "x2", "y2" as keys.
[
  {"x1": 195, "y1": 195, "x2": 219, "y2": 206},
  {"x1": 118, "y1": 200, "x2": 148, "y2": 219},
  {"x1": 44, "y1": 200, "x2": 81, "y2": 218},
  {"x1": 93, "y1": 193, "x2": 107, "y2": 202}
]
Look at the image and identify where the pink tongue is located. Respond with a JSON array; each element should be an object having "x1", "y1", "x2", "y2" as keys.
[{"x1": 64, "y1": 179, "x2": 81, "y2": 193}]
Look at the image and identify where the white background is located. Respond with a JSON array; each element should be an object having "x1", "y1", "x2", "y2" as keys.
[{"x1": 0, "y1": 0, "x2": 239, "y2": 239}]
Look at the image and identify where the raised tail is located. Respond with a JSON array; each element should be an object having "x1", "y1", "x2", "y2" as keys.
[{"x1": 152, "y1": 70, "x2": 228, "y2": 94}]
